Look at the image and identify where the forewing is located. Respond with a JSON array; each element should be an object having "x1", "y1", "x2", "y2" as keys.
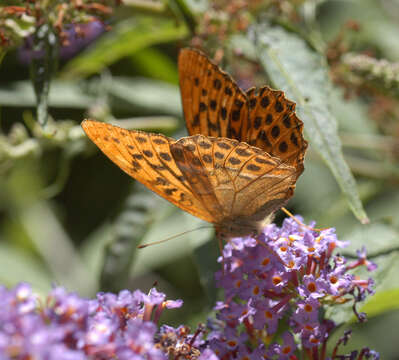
[
  {"x1": 81, "y1": 120, "x2": 213, "y2": 222},
  {"x1": 170, "y1": 135, "x2": 226, "y2": 223},
  {"x1": 178, "y1": 48, "x2": 249, "y2": 139}
]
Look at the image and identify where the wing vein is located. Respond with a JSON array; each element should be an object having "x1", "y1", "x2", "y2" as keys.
[
  {"x1": 236, "y1": 160, "x2": 292, "y2": 194},
  {"x1": 194, "y1": 138, "x2": 224, "y2": 215},
  {"x1": 147, "y1": 137, "x2": 193, "y2": 194}
]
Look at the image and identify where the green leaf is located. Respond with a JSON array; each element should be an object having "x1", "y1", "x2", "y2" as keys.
[
  {"x1": 61, "y1": 17, "x2": 188, "y2": 79},
  {"x1": 192, "y1": 235, "x2": 219, "y2": 305},
  {"x1": 364, "y1": 189, "x2": 399, "y2": 230},
  {"x1": 131, "y1": 205, "x2": 211, "y2": 276},
  {"x1": 360, "y1": 288, "x2": 399, "y2": 319},
  {"x1": 327, "y1": 228, "x2": 399, "y2": 324},
  {"x1": 0, "y1": 48, "x2": 6, "y2": 66},
  {"x1": 100, "y1": 184, "x2": 159, "y2": 292},
  {"x1": 0, "y1": 80, "x2": 95, "y2": 108},
  {"x1": 107, "y1": 77, "x2": 181, "y2": 116},
  {"x1": 0, "y1": 242, "x2": 52, "y2": 294},
  {"x1": 326, "y1": 249, "x2": 399, "y2": 325},
  {"x1": 19, "y1": 201, "x2": 98, "y2": 296},
  {"x1": 130, "y1": 47, "x2": 179, "y2": 84},
  {"x1": 356, "y1": 250, "x2": 399, "y2": 319},
  {"x1": 342, "y1": 222, "x2": 399, "y2": 257},
  {"x1": 111, "y1": 117, "x2": 179, "y2": 133},
  {"x1": 80, "y1": 223, "x2": 114, "y2": 283},
  {"x1": 175, "y1": 0, "x2": 209, "y2": 15},
  {"x1": 255, "y1": 24, "x2": 369, "y2": 224}
]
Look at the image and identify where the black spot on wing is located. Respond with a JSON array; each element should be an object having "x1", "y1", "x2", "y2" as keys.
[
  {"x1": 213, "y1": 79, "x2": 222, "y2": 90},
  {"x1": 275, "y1": 100, "x2": 283, "y2": 112},
  {"x1": 217, "y1": 142, "x2": 231, "y2": 150},
  {"x1": 235, "y1": 148, "x2": 251, "y2": 157},
  {"x1": 254, "y1": 116, "x2": 262, "y2": 129},
  {"x1": 261, "y1": 96, "x2": 270, "y2": 108},
  {"x1": 153, "y1": 138, "x2": 166, "y2": 145},
  {"x1": 283, "y1": 114, "x2": 291, "y2": 128},
  {"x1": 228, "y1": 157, "x2": 241, "y2": 165},
  {"x1": 232, "y1": 110, "x2": 240, "y2": 121},
  {"x1": 215, "y1": 152, "x2": 224, "y2": 159},
  {"x1": 249, "y1": 97, "x2": 257, "y2": 108},
  {"x1": 221, "y1": 107, "x2": 227, "y2": 120},
  {"x1": 199, "y1": 102, "x2": 207, "y2": 112},
  {"x1": 160, "y1": 152, "x2": 172, "y2": 161},
  {"x1": 279, "y1": 141, "x2": 288, "y2": 153},
  {"x1": 136, "y1": 136, "x2": 147, "y2": 143},
  {"x1": 271, "y1": 126, "x2": 280, "y2": 139},
  {"x1": 247, "y1": 164, "x2": 261, "y2": 171}
]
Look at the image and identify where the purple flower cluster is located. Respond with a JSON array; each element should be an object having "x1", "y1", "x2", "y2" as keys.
[
  {"x1": 0, "y1": 283, "x2": 214, "y2": 360},
  {"x1": 18, "y1": 21, "x2": 105, "y2": 64},
  {"x1": 208, "y1": 217, "x2": 378, "y2": 360},
  {"x1": 0, "y1": 1, "x2": 119, "y2": 48},
  {"x1": 0, "y1": 217, "x2": 380, "y2": 360}
]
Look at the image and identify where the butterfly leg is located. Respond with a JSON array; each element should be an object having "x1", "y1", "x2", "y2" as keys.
[
  {"x1": 281, "y1": 207, "x2": 327, "y2": 232},
  {"x1": 215, "y1": 228, "x2": 228, "y2": 274}
]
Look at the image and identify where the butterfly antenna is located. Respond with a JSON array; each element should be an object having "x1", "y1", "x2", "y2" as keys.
[
  {"x1": 137, "y1": 226, "x2": 212, "y2": 249},
  {"x1": 281, "y1": 207, "x2": 327, "y2": 232}
]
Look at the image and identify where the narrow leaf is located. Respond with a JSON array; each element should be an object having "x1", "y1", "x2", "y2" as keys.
[
  {"x1": 0, "y1": 80, "x2": 95, "y2": 108},
  {"x1": 107, "y1": 77, "x2": 181, "y2": 116},
  {"x1": 0, "y1": 242, "x2": 52, "y2": 294},
  {"x1": 360, "y1": 288, "x2": 399, "y2": 318},
  {"x1": 130, "y1": 47, "x2": 179, "y2": 84},
  {"x1": 192, "y1": 236, "x2": 219, "y2": 305},
  {"x1": 61, "y1": 17, "x2": 188, "y2": 79},
  {"x1": 0, "y1": 48, "x2": 6, "y2": 66},
  {"x1": 20, "y1": 201, "x2": 97, "y2": 296},
  {"x1": 100, "y1": 184, "x2": 159, "y2": 292},
  {"x1": 255, "y1": 24, "x2": 369, "y2": 224}
]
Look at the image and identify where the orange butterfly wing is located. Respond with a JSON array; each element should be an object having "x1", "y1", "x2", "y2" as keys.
[
  {"x1": 246, "y1": 87, "x2": 307, "y2": 171},
  {"x1": 178, "y1": 48, "x2": 249, "y2": 141},
  {"x1": 81, "y1": 119, "x2": 214, "y2": 223},
  {"x1": 82, "y1": 120, "x2": 298, "y2": 236},
  {"x1": 178, "y1": 48, "x2": 307, "y2": 173}
]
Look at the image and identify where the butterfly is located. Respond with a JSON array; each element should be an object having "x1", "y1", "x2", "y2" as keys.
[{"x1": 82, "y1": 48, "x2": 307, "y2": 240}]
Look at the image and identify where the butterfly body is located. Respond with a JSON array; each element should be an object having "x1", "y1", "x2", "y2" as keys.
[
  {"x1": 215, "y1": 212, "x2": 276, "y2": 240},
  {"x1": 82, "y1": 48, "x2": 307, "y2": 241}
]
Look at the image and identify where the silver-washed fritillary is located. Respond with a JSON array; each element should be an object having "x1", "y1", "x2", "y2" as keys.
[{"x1": 81, "y1": 48, "x2": 307, "y2": 240}]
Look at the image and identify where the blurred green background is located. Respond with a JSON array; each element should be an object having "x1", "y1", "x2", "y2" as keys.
[{"x1": 1, "y1": 0, "x2": 399, "y2": 358}]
